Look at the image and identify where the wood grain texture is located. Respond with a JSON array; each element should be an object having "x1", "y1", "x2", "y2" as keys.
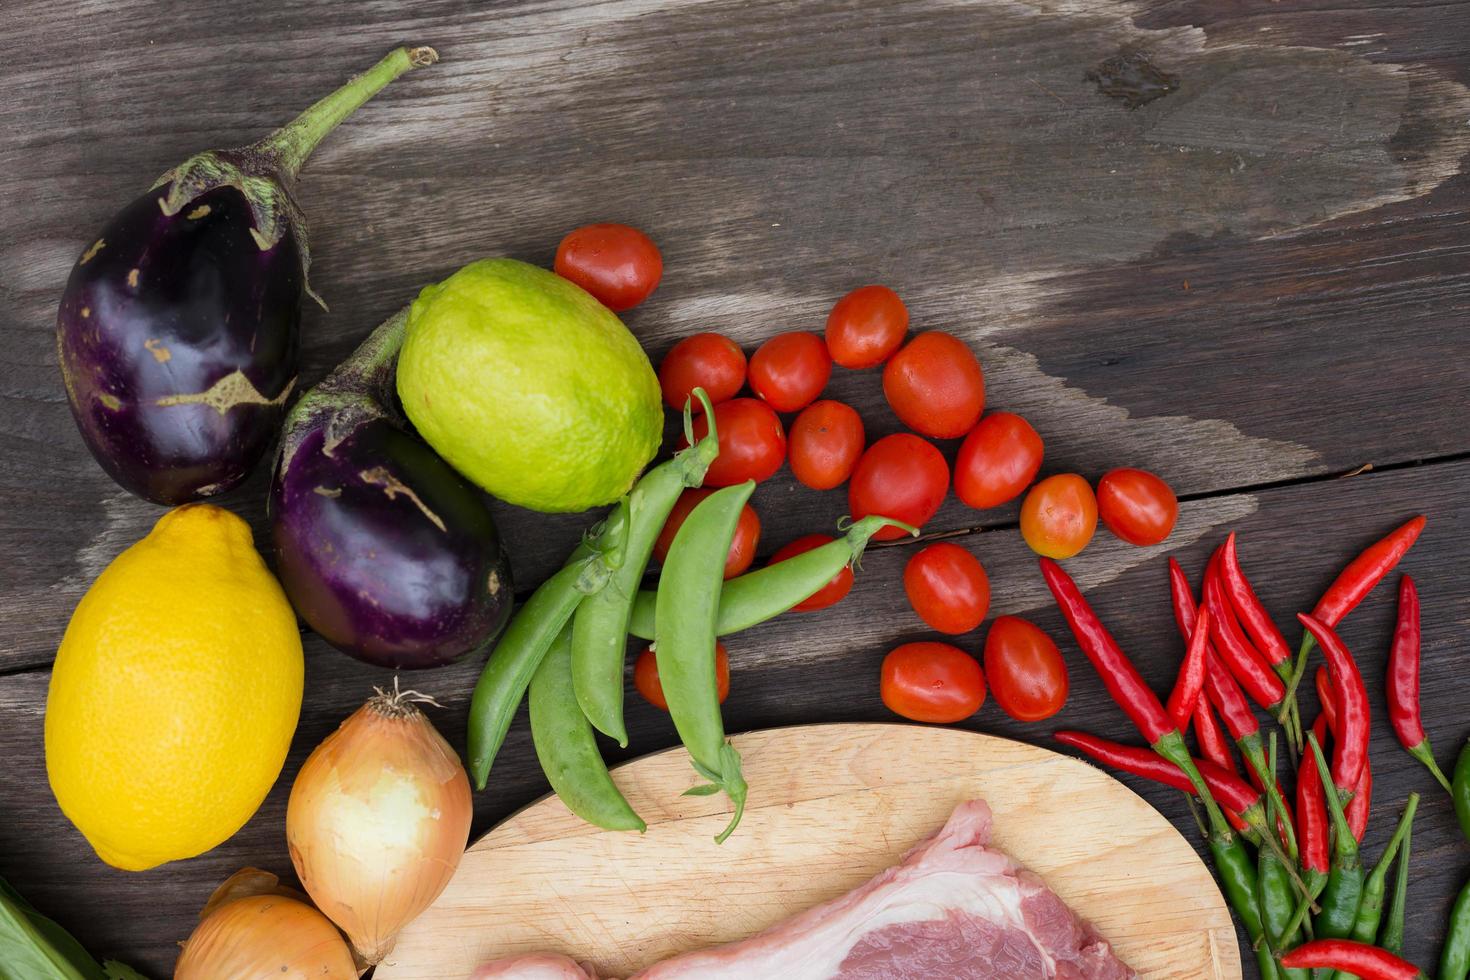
[
  {"x1": 377, "y1": 724, "x2": 1239, "y2": 979},
  {"x1": 0, "y1": 0, "x2": 1468, "y2": 976}
]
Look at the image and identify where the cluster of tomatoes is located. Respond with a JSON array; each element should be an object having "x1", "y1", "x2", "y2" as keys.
[{"x1": 553, "y1": 223, "x2": 1181, "y2": 729}]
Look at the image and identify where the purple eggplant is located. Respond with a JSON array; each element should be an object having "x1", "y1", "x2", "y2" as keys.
[
  {"x1": 270, "y1": 307, "x2": 513, "y2": 669},
  {"x1": 57, "y1": 46, "x2": 438, "y2": 505}
]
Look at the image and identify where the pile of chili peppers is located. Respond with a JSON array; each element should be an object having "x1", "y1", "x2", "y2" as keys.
[{"x1": 1043, "y1": 514, "x2": 1470, "y2": 980}]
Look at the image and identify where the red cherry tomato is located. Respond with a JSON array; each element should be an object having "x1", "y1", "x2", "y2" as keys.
[
  {"x1": 848, "y1": 433, "x2": 949, "y2": 541},
  {"x1": 658, "y1": 333, "x2": 746, "y2": 412},
  {"x1": 1097, "y1": 468, "x2": 1179, "y2": 546},
  {"x1": 684, "y1": 397, "x2": 787, "y2": 485},
  {"x1": 953, "y1": 412, "x2": 1044, "y2": 509},
  {"x1": 769, "y1": 534, "x2": 854, "y2": 611},
  {"x1": 1019, "y1": 474, "x2": 1097, "y2": 559},
  {"x1": 903, "y1": 543, "x2": 990, "y2": 634},
  {"x1": 882, "y1": 332, "x2": 985, "y2": 439},
  {"x1": 788, "y1": 400, "x2": 865, "y2": 490},
  {"x1": 635, "y1": 642, "x2": 730, "y2": 711},
  {"x1": 825, "y1": 285, "x2": 909, "y2": 369},
  {"x1": 554, "y1": 223, "x2": 663, "y2": 312},
  {"x1": 983, "y1": 616, "x2": 1069, "y2": 722},
  {"x1": 880, "y1": 642, "x2": 985, "y2": 723},
  {"x1": 748, "y1": 332, "x2": 832, "y2": 413},
  {"x1": 653, "y1": 488, "x2": 760, "y2": 578}
]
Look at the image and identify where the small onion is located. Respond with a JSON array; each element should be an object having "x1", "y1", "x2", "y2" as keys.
[
  {"x1": 287, "y1": 684, "x2": 473, "y2": 964},
  {"x1": 175, "y1": 869, "x2": 356, "y2": 979}
]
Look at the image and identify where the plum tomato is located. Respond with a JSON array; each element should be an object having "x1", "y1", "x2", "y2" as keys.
[
  {"x1": 749, "y1": 332, "x2": 832, "y2": 412},
  {"x1": 684, "y1": 397, "x2": 787, "y2": 485},
  {"x1": 659, "y1": 333, "x2": 746, "y2": 411},
  {"x1": 635, "y1": 642, "x2": 730, "y2": 711},
  {"x1": 880, "y1": 641, "x2": 985, "y2": 723},
  {"x1": 1019, "y1": 473, "x2": 1097, "y2": 559},
  {"x1": 788, "y1": 400, "x2": 865, "y2": 490},
  {"x1": 769, "y1": 534, "x2": 854, "y2": 611},
  {"x1": 653, "y1": 487, "x2": 760, "y2": 578},
  {"x1": 1097, "y1": 468, "x2": 1179, "y2": 546},
  {"x1": 953, "y1": 412, "x2": 1043, "y2": 509},
  {"x1": 825, "y1": 284, "x2": 909, "y2": 369},
  {"x1": 882, "y1": 331, "x2": 985, "y2": 439},
  {"x1": 903, "y1": 542, "x2": 990, "y2": 634},
  {"x1": 983, "y1": 616, "x2": 1068, "y2": 722},
  {"x1": 848, "y1": 433, "x2": 949, "y2": 541},
  {"x1": 554, "y1": 223, "x2": 662, "y2": 312}
]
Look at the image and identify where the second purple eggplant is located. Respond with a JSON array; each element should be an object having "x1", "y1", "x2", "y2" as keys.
[{"x1": 271, "y1": 307, "x2": 513, "y2": 670}]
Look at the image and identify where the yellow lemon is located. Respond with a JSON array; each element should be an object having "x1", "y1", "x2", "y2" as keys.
[{"x1": 45, "y1": 504, "x2": 303, "y2": 871}]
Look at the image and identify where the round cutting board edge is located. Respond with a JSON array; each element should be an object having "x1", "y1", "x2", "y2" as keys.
[{"x1": 378, "y1": 722, "x2": 1242, "y2": 980}]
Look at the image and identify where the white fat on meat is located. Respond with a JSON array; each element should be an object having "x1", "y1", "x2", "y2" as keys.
[{"x1": 470, "y1": 800, "x2": 1137, "y2": 980}]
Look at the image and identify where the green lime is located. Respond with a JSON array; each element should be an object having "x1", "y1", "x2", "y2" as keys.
[{"x1": 397, "y1": 258, "x2": 662, "y2": 513}]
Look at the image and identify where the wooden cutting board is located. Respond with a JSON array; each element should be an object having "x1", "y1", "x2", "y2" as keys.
[{"x1": 377, "y1": 723, "x2": 1241, "y2": 979}]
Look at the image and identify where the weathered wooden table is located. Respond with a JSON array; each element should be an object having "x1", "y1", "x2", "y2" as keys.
[{"x1": 3, "y1": 1, "x2": 1468, "y2": 976}]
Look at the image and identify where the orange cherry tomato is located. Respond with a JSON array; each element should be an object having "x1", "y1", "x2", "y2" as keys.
[
  {"x1": 658, "y1": 333, "x2": 746, "y2": 411},
  {"x1": 953, "y1": 412, "x2": 1044, "y2": 509},
  {"x1": 983, "y1": 616, "x2": 1069, "y2": 722},
  {"x1": 653, "y1": 488, "x2": 760, "y2": 578},
  {"x1": 684, "y1": 397, "x2": 787, "y2": 485},
  {"x1": 554, "y1": 223, "x2": 662, "y2": 312},
  {"x1": 769, "y1": 534, "x2": 854, "y2": 611},
  {"x1": 882, "y1": 332, "x2": 985, "y2": 438},
  {"x1": 635, "y1": 642, "x2": 730, "y2": 711},
  {"x1": 825, "y1": 285, "x2": 909, "y2": 369},
  {"x1": 749, "y1": 332, "x2": 832, "y2": 413},
  {"x1": 848, "y1": 433, "x2": 950, "y2": 541},
  {"x1": 1019, "y1": 473, "x2": 1097, "y2": 559},
  {"x1": 903, "y1": 543, "x2": 990, "y2": 634},
  {"x1": 1097, "y1": 468, "x2": 1179, "y2": 546},
  {"x1": 880, "y1": 642, "x2": 985, "y2": 723},
  {"x1": 788, "y1": 400, "x2": 865, "y2": 490}
]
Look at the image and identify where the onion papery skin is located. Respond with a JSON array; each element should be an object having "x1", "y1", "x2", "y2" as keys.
[
  {"x1": 174, "y1": 893, "x2": 356, "y2": 979},
  {"x1": 287, "y1": 693, "x2": 472, "y2": 964}
]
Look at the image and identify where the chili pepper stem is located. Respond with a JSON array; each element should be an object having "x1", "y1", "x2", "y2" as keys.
[
  {"x1": 1241, "y1": 733, "x2": 1300, "y2": 861},
  {"x1": 1407, "y1": 741, "x2": 1453, "y2": 794},
  {"x1": 1279, "y1": 632, "x2": 1316, "y2": 725}
]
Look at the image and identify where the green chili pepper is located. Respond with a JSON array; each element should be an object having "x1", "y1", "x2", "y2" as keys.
[
  {"x1": 1331, "y1": 793, "x2": 1417, "y2": 980},
  {"x1": 571, "y1": 390, "x2": 718, "y2": 748},
  {"x1": 1308, "y1": 734, "x2": 1364, "y2": 943},
  {"x1": 466, "y1": 507, "x2": 626, "y2": 790},
  {"x1": 654, "y1": 480, "x2": 756, "y2": 844},
  {"x1": 1257, "y1": 735, "x2": 1309, "y2": 980},
  {"x1": 627, "y1": 513, "x2": 918, "y2": 640},
  {"x1": 1441, "y1": 876, "x2": 1470, "y2": 980},
  {"x1": 1454, "y1": 738, "x2": 1470, "y2": 844},
  {"x1": 530, "y1": 624, "x2": 645, "y2": 833},
  {"x1": 1379, "y1": 819, "x2": 1410, "y2": 956},
  {"x1": 1208, "y1": 831, "x2": 1281, "y2": 980}
]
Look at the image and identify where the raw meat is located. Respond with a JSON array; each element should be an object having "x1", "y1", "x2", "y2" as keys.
[
  {"x1": 470, "y1": 800, "x2": 1136, "y2": 980},
  {"x1": 470, "y1": 953, "x2": 600, "y2": 979}
]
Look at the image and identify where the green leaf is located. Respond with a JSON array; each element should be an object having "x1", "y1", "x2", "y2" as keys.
[
  {"x1": 682, "y1": 784, "x2": 722, "y2": 797},
  {"x1": 690, "y1": 759, "x2": 722, "y2": 784},
  {"x1": 0, "y1": 875, "x2": 108, "y2": 980}
]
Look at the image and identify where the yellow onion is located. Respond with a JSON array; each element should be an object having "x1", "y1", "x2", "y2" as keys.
[
  {"x1": 175, "y1": 868, "x2": 356, "y2": 979},
  {"x1": 287, "y1": 684, "x2": 472, "y2": 963}
]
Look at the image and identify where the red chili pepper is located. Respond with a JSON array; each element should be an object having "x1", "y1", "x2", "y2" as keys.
[
  {"x1": 1165, "y1": 607, "x2": 1211, "y2": 730},
  {"x1": 1204, "y1": 648, "x2": 1260, "y2": 743},
  {"x1": 1167, "y1": 557, "x2": 1202, "y2": 641},
  {"x1": 1298, "y1": 613, "x2": 1370, "y2": 796},
  {"x1": 1279, "y1": 939, "x2": 1427, "y2": 979},
  {"x1": 1316, "y1": 665, "x2": 1339, "y2": 734},
  {"x1": 1347, "y1": 753, "x2": 1372, "y2": 844},
  {"x1": 1192, "y1": 698, "x2": 1235, "y2": 774},
  {"x1": 1387, "y1": 576, "x2": 1452, "y2": 792},
  {"x1": 1312, "y1": 516, "x2": 1426, "y2": 628},
  {"x1": 1040, "y1": 558, "x2": 1173, "y2": 743},
  {"x1": 1054, "y1": 731, "x2": 1255, "y2": 832},
  {"x1": 1219, "y1": 532, "x2": 1291, "y2": 670},
  {"x1": 1297, "y1": 716, "x2": 1331, "y2": 880},
  {"x1": 1203, "y1": 564, "x2": 1285, "y2": 710}
]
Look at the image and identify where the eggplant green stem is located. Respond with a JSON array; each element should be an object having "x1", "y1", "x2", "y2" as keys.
[{"x1": 260, "y1": 46, "x2": 439, "y2": 178}]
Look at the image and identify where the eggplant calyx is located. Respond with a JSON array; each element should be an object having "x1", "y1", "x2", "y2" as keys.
[{"x1": 275, "y1": 305, "x2": 410, "y2": 481}]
